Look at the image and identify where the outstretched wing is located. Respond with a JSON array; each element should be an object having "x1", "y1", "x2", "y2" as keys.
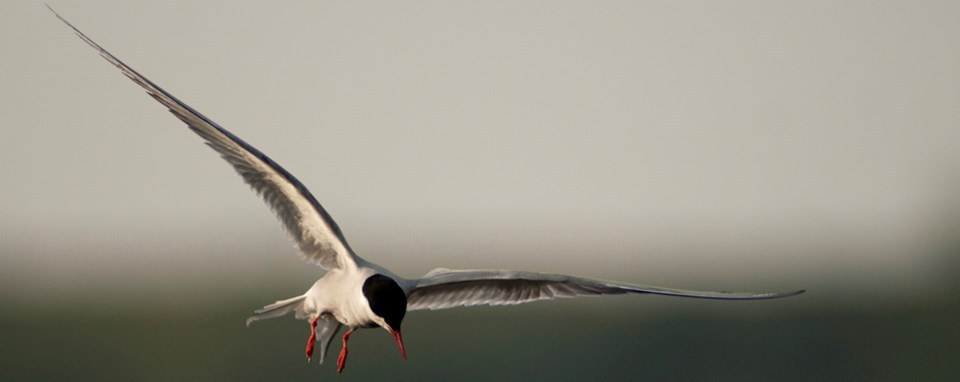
[
  {"x1": 50, "y1": 7, "x2": 358, "y2": 270},
  {"x1": 407, "y1": 268, "x2": 804, "y2": 311}
]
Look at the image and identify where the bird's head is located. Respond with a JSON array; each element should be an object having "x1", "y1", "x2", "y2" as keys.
[{"x1": 362, "y1": 274, "x2": 408, "y2": 361}]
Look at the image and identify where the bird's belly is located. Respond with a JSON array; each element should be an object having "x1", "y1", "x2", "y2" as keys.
[
  {"x1": 329, "y1": 299, "x2": 377, "y2": 328},
  {"x1": 307, "y1": 273, "x2": 379, "y2": 329}
]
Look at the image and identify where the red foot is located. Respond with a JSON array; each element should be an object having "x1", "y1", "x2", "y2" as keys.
[
  {"x1": 336, "y1": 328, "x2": 354, "y2": 374},
  {"x1": 305, "y1": 316, "x2": 319, "y2": 362}
]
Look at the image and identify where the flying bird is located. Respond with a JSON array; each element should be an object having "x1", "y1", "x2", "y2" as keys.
[{"x1": 50, "y1": 7, "x2": 804, "y2": 374}]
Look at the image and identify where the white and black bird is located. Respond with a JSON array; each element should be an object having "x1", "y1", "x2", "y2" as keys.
[{"x1": 51, "y1": 8, "x2": 804, "y2": 374}]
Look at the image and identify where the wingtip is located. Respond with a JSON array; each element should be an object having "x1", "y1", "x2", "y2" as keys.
[
  {"x1": 45, "y1": 3, "x2": 66, "y2": 22},
  {"x1": 770, "y1": 289, "x2": 806, "y2": 299}
]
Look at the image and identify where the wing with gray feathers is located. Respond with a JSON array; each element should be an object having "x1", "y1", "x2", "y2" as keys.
[
  {"x1": 407, "y1": 268, "x2": 804, "y2": 311},
  {"x1": 50, "y1": 7, "x2": 357, "y2": 270}
]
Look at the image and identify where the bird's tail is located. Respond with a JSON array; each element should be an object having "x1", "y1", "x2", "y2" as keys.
[{"x1": 246, "y1": 295, "x2": 307, "y2": 327}]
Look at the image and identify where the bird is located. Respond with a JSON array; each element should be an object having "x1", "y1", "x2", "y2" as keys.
[{"x1": 50, "y1": 7, "x2": 804, "y2": 374}]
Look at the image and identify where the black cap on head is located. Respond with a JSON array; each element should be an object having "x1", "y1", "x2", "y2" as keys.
[{"x1": 362, "y1": 274, "x2": 407, "y2": 331}]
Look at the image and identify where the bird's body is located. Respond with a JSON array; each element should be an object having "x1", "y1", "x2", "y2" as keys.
[
  {"x1": 299, "y1": 263, "x2": 404, "y2": 330},
  {"x1": 307, "y1": 267, "x2": 380, "y2": 328},
  {"x1": 51, "y1": 7, "x2": 803, "y2": 374}
]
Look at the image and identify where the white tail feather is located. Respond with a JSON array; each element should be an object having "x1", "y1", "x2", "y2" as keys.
[{"x1": 246, "y1": 295, "x2": 307, "y2": 327}]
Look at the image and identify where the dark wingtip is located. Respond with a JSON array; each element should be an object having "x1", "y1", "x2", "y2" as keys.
[
  {"x1": 770, "y1": 289, "x2": 806, "y2": 299},
  {"x1": 46, "y1": 4, "x2": 66, "y2": 23}
]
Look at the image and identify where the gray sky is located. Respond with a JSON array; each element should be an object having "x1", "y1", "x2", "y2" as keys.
[{"x1": 2, "y1": 1, "x2": 959, "y2": 304}]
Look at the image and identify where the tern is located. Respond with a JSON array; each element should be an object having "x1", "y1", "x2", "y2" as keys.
[{"x1": 51, "y1": 7, "x2": 804, "y2": 374}]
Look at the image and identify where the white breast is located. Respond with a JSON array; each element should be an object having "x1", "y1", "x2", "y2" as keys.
[{"x1": 305, "y1": 267, "x2": 382, "y2": 328}]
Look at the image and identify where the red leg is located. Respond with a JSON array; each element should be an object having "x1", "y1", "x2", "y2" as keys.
[
  {"x1": 305, "y1": 316, "x2": 319, "y2": 362},
  {"x1": 336, "y1": 328, "x2": 355, "y2": 374}
]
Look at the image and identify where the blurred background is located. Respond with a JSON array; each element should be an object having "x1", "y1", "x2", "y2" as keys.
[{"x1": 2, "y1": 1, "x2": 958, "y2": 380}]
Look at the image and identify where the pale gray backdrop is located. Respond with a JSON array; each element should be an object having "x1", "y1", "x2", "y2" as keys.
[{"x1": 1, "y1": 1, "x2": 958, "y2": 380}]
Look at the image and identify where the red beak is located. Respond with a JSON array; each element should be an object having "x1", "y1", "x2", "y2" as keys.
[{"x1": 392, "y1": 330, "x2": 407, "y2": 362}]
